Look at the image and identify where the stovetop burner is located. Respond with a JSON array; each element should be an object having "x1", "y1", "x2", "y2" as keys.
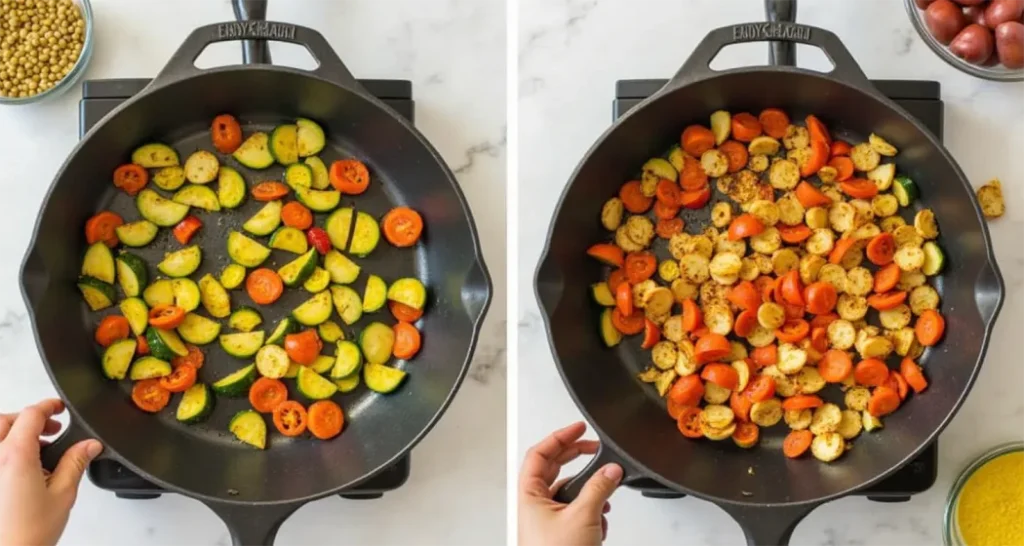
[
  {"x1": 78, "y1": 78, "x2": 415, "y2": 500},
  {"x1": 613, "y1": 78, "x2": 941, "y2": 502}
]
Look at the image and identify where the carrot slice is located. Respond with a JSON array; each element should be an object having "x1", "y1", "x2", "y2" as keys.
[
  {"x1": 679, "y1": 186, "x2": 712, "y2": 209},
  {"x1": 655, "y1": 178, "x2": 681, "y2": 206},
  {"x1": 249, "y1": 377, "x2": 288, "y2": 413},
  {"x1": 778, "y1": 224, "x2": 812, "y2": 244},
  {"x1": 758, "y1": 108, "x2": 790, "y2": 139},
  {"x1": 874, "y1": 263, "x2": 901, "y2": 293},
  {"x1": 246, "y1": 268, "x2": 285, "y2": 305},
  {"x1": 854, "y1": 358, "x2": 890, "y2": 387},
  {"x1": 131, "y1": 379, "x2": 170, "y2": 413},
  {"x1": 681, "y1": 299, "x2": 703, "y2": 332},
  {"x1": 624, "y1": 251, "x2": 657, "y2": 283},
  {"x1": 112, "y1": 164, "x2": 149, "y2": 196},
  {"x1": 750, "y1": 344, "x2": 778, "y2": 369},
  {"x1": 781, "y1": 394, "x2": 824, "y2": 411},
  {"x1": 390, "y1": 301, "x2": 424, "y2": 322},
  {"x1": 818, "y1": 349, "x2": 853, "y2": 383},
  {"x1": 805, "y1": 114, "x2": 832, "y2": 147},
  {"x1": 619, "y1": 180, "x2": 653, "y2": 213},
  {"x1": 329, "y1": 159, "x2": 370, "y2": 195},
  {"x1": 615, "y1": 281, "x2": 633, "y2": 317},
  {"x1": 829, "y1": 237, "x2": 857, "y2": 264},
  {"x1": 681, "y1": 125, "x2": 716, "y2": 156},
  {"x1": 754, "y1": 276, "x2": 777, "y2": 303},
  {"x1": 700, "y1": 362, "x2": 739, "y2": 390},
  {"x1": 85, "y1": 211, "x2": 124, "y2": 248},
  {"x1": 679, "y1": 157, "x2": 709, "y2": 191},
  {"x1": 279, "y1": 202, "x2": 314, "y2": 230},
  {"x1": 251, "y1": 182, "x2": 289, "y2": 201},
  {"x1": 839, "y1": 178, "x2": 879, "y2": 199},
  {"x1": 743, "y1": 374, "x2": 776, "y2": 402},
  {"x1": 95, "y1": 315, "x2": 130, "y2": 347},
  {"x1": 732, "y1": 422, "x2": 760, "y2": 447},
  {"x1": 611, "y1": 309, "x2": 645, "y2": 335},
  {"x1": 730, "y1": 391, "x2": 754, "y2": 423},
  {"x1": 803, "y1": 281, "x2": 837, "y2": 315},
  {"x1": 727, "y1": 213, "x2": 766, "y2": 241},
  {"x1": 307, "y1": 400, "x2": 345, "y2": 440},
  {"x1": 211, "y1": 114, "x2": 243, "y2": 154},
  {"x1": 915, "y1": 309, "x2": 945, "y2": 346},
  {"x1": 810, "y1": 313, "x2": 839, "y2": 329},
  {"x1": 640, "y1": 318, "x2": 661, "y2": 350},
  {"x1": 730, "y1": 113, "x2": 763, "y2": 142},
  {"x1": 286, "y1": 330, "x2": 322, "y2": 365},
  {"x1": 830, "y1": 140, "x2": 852, "y2": 157},
  {"x1": 727, "y1": 281, "x2": 761, "y2": 311},
  {"x1": 867, "y1": 291, "x2": 907, "y2": 311},
  {"x1": 783, "y1": 429, "x2": 813, "y2": 458},
  {"x1": 273, "y1": 400, "x2": 308, "y2": 437},
  {"x1": 889, "y1": 370, "x2": 909, "y2": 401},
  {"x1": 586, "y1": 243, "x2": 624, "y2": 267},
  {"x1": 656, "y1": 218, "x2": 684, "y2": 239},
  {"x1": 159, "y1": 363, "x2": 197, "y2": 393},
  {"x1": 780, "y1": 270, "x2": 805, "y2": 306},
  {"x1": 900, "y1": 358, "x2": 928, "y2": 393},
  {"x1": 868, "y1": 386, "x2": 901, "y2": 417},
  {"x1": 136, "y1": 334, "x2": 150, "y2": 355},
  {"x1": 776, "y1": 319, "x2": 810, "y2": 343},
  {"x1": 694, "y1": 334, "x2": 731, "y2": 364},
  {"x1": 810, "y1": 327, "x2": 828, "y2": 354},
  {"x1": 148, "y1": 304, "x2": 186, "y2": 329},
  {"x1": 677, "y1": 407, "x2": 704, "y2": 438},
  {"x1": 607, "y1": 269, "x2": 628, "y2": 293},
  {"x1": 381, "y1": 207, "x2": 424, "y2": 247},
  {"x1": 667, "y1": 398, "x2": 688, "y2": 420},
  {"x1": 668, "y1": 374, "x2": 705, "y2": 407},
  {"x1": 794, "y1": 180, "x2": 832, "y2": 208},
  {"x1": 393, "y1": 322, "x2": 422, "y2": 360},
  {"x1": 866, "y1": 233, "x2": 896, "y2": 266},
  {"x1": 718, "y1": 140, "x2": 749, "y2": 173},
  {"x1": 800, "y1": 138, "x2": 830, "y2": 177},
  {"x1": 828, "y1": 156, "x2": 854, "y2": 181},
  {"x1": 653, "y1": 199, "x2": 680, "y2": 220}
]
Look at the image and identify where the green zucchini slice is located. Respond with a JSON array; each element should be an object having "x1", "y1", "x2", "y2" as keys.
[
  {"x1": 893, "y1": 176, "x2": 918, "y2": 207},
  {"x1": 173, "y1": 185, "x2": 221, "y2": 211},
  {"x1": 228, "y1": 307, "x2": 263, "y2": 332},
  {"x1": 146, "y1": 328, "x2": 189, "y2": 360},
  {"x1": 386, "y1": 278, "x2": 426, "y2": 310},
  {"x1": 227, "y1": 231, "x2": 271, "y2": 267},
  {"x1": 233, "y1": 132, "x2": 274, "y2": 170},
  {"x1": 198, "y1": 274, "x2": 231, "y2": 318},
  {"x1": 78, "y1": 276, "x2": 115, "y2": 311},
  {"x1": 119, "y1": 297, "x2": 149, "y2": 336},
  {"x1": 590, "y1": 282, "x2": 615, "y2": 307},
  {"x1": 284, "y1": 163, "x2": 313, "y2": 190},
  {"x1": 330, "y1": 285, "x2": 362, "y2": 325},
  {"x1": 922, "y1": 241, "x2": 945, "y2": 276},
  {"x1": 115, "y1": 220, "x2": 159, "y2": 248},
  {"x1": 82, "y1": 242, "x2": 115, "y2": 284},
  {"x1": 268, "y1": 226, "x2": 309, "y2": 255},
  {"x1": 101, "y1": 339, "x2": 137, "y2": 380},
  {"x1": 183, "y1": 150, "x2": 219, "y2": 184},
  {"x1": 176, "y1": 384, "x2": 214, "y2": 424},
  {"x1": 177, "y1": 313, "x2": 222, "y2": 345},
  {"x1": 229, "y1": 410, "x2": 267, "y2": 449},
  {"x1": 132, "y1": 143, "x2": 179, "y2": 168},
  {"x1": 347, "y1": 212, "x2": 380, "y2": 257},
  {"x1": 292, "y1": 290, "x2": 332, "y2": 326},
  {"x1": 331, "y1": 340, "x2": 363, "y2": 379},
  {"x1": 173, "y1": 278, "x2": 202, "y2": 312},
  {"x1": 324, "y1": 250, "x2": 360, "y2": 284},
  {"x1": 152, "y1": 166, "x2": 186, "y2": 191},
  {"x1": 334, "y1": 373, "x2": 360, "y2": 393},
  {"x1": 600, "y1": 308, "x2": 621, "y2": 347},
  {"x1": 295, "y1": 187, "x2": 340, "y2": 212},
  {"x1": 265, "y1": 317, "x2": 296, "y2": 346},
  {"x1": 129, "y1": 356, "x2": 172, "y2": 380},
  {"x1": 220, "y1": 264, "x2": 247, "y2": 290},
  {"x1": 255, "y1": 344, "x2": 290, "y2": 378},
  {"x1": 157, "y1": 245, "x2": 202, "y2": 278},
  {"x1": 212, "y1": 364, "x2": 257, "y2": 396},
  {"x1": 305, "y1": 156, "x2": 330, "y2": 190},
  {"x1": 278, "y1": 248, "x2": 318, "y2": 288},
  {"x1": 317, "y1": 320, "x2": 344, "y2": 343},
  {"x1": 311, "y1": 354, "x2": 335, "y2": 374},
  {"x1": 137, "y1": 189, "x2": 189, "y2": 227},
  {"x1": 143, "y1": 279, "x2": 174, "y2": 307},
  {"x1": 217, "y1": 166, "x2": 247, "y2": 209},
  {"x1": 364, "y1": 363, "x2": 407, "y2": 394},
  {"x1": 220, "y1": 330, "x2": 265, "y2": 358},
  {"x1": 362, "y1": 275, "x2": 388, "y2": 313},
  {"x1": 325, "y1": 208, "x2": 354, "y2": 251},
  {"x1": 296, "y1": 366, "x2": 338, "y2": 400},
  {"x1": 243, "y1": 200, "x2": 283, "y2": 237},
  {"x1": 303, "y1": 267, "x2": 331, "y2": 293},
  {"x1": 269, "y1": 124, "x2": 299, "y2": 165},
  {"x1": 296, "y1": 118, "x2": 326, "y2": 157},
  {"x1": 359, "y1": 322, "x2": 395, "y2": 365}
]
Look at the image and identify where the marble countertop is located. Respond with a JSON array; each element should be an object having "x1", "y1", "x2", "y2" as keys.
[
  {"x1": 0, "y1": 0, "x2": 506, "y2": 544},
  {"x1": 517, "y1": 1, "x2": 1023, "y2": 545}
]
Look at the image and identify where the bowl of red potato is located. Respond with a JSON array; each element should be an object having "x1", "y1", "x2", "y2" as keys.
[{"x1": 907, "y1": 0, "x2": 1024, "y2": 81}]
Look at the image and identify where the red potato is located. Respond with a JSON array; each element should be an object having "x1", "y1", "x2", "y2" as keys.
[
  {"x1": 985, "y1": 0, "x2": 1024, "y2": 28},
  {"x1": 965, "y1": 5, "x2": 988, "y2": 25},
  {"x1": 926, "y1": 0, "x2": 970, "y2": 44},
  {"x1": 950, "y1": 24, "x2": 996, "y2": 63},
  {"x1": 995, "y1": 21, "x2": 1024, "y2": 67}
]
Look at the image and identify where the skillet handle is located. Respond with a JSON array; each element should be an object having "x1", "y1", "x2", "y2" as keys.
[
  {"x1": 666, "y1": 21, "x2": 873, "y2": 94},
  {"x1": 153, "y1": 21, "x2": 361, "y2": 91},
  {"x1": 461, "y1": 260, "x2": 493, "y2": 326},
  {"x1": 765, "y1": 0, "x2": 797, "y2": 66},
  {"x1": 206, "y1": 502, "x2": 302, "y2": 546},
  {"x1": 233, "y1": 0, "x2": 270, "y2": 65},
  {"x1": 39, "y1": 419, "x2": 107, "y2": 473},
  {"x1": 721, "y1": 503, "x2": 819, "y2": 546},
  {"x1": 974, "y1": 259, "x2": 1004, "y2": 327},
  {"x1": 552, "y1": 444, "x2": 638, "y2": 504}
]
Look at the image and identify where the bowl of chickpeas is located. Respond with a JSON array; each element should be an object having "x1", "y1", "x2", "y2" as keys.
[{"x1": 0, "y1": 0, "x2": 92, "y2": 104}]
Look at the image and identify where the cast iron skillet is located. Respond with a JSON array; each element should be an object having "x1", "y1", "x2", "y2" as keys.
[
  {"x1": 19, "y1": 3, "x2": 490, "y2": 545},
  {"x1": 534, "y1": 3, "x2": 1002, "y2": 545}
]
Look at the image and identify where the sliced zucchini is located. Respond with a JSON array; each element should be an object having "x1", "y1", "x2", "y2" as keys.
[
  {"x1": 278, "y1": 248, "x2": 318, "y2": 288},
  {"x1": 232, "y1": 132, "x2": 274, "y2": 170},
  {"x1": 265, "y1": 317, "x2": 297, "y2": 346},
  {"x1": 362, "y1": 274, "x2": 388, "y2": 312},
  {"x1": 292, "y1": 290, "x2": 332, "y2": 326},
  {"x1": 229, "y1": 410, "x2": 267, "y2": 449},
  {"x1": 212, "y1": 364, "x2": 257, "y2": 396},
  {"x1": 359, "y1": 322, "x2": 395, "y2": 365},
  {"x1": 386, "y1": 278, "x2": 426, "y2": 310},
  {"x1": 137, "y1": 189, "x2": 189, "y2": 227},
  {"x1": 303, "y1": 267, "x2": 331, "y2": 293},
  {"x1": 311, "y1": 354, "x2": 335, "y2": 374},
  {"x1": 922, "y1": 242, "x2": 945, "y2": 276},
  {"x1": 129, "y1": 356, "x2": 172, "y2": 380},
  {"x1": 227, "y1": 231, "x2": 271, "y2": 267},
  {"x1": 284, "y1": 163, "x2": 313, "y2": 190},
  {"x1": 198, "y1": 274, "x2": 231, "y2": 318},
  {"x1": 78, "y1": 276, "x2": 116, "y2": 311},
  {"x1": 347, "y1": 211, "x2": 380, "y2": 257},
  {"x1": 220, "y1": 264, "x2": 246, "y2": 290},
  {"x1": 334, "y1": 373, "x2": 360, "y2": 393},
  {"x1": 217, "y1": 166, "x2": 247, "y2": 209},
  {"x1": 119, "y1": 297, "x2": 149, "y2": 336},
  {"x1": 173, "y1": 185, "x2": 221, "y2": 211},
  {"x1": 318, "y1": 320, "x2": 344, "y2": 343},
  {"x1": 893, "y1": 176, "x2": 918, "y2": 207},
  {"x1": 152, "y1": 166, "x2": 186, "y2": 191},
  {"x1": 132, "y1": 143, "x2": 179, "y2": 168},
  {"x1": 173, "y1": 278, "x2": 201, "y2": 311},
  {"x1": 270, "y1": 124, "x2": 299, "y2": 165},
  {"x1": 590, "y1": 282, "x2": 615, "y2": 307},
  {"x1": 295, "y1": 187, "x2": 340, "y2": 212},
  {"x1": 296, "y1": 366, "x2": 338, "y2": 400},
  {"x1": 228, "y1": 307, "x2": 263, "y2": 332},
  {"x1": 284, "y1": 361, "x2": 301, "y2": 379},
  {"x1": 101, "y1": 338, "x2": 137, "y2": 380},
  {"x1": 305, "y1": 156, "x2": 330, "y2": 190},
  {"x1": 82, "y1": 242, "x2": 115, "y2": 284},
  {"x1": 176, "y1": 384, "x2": 214, "y2": 424},
  {"x1": 183, "y1": 150, "x2": 219, "y2": 184},
  {"x1": 177, "y1": 312, "x2": 222, "y2": 345},
  {"x1": 243, "y1": 200, "x2": 283, "y2": 237},
  {"x1": 157, "y1": 245, "x2": 202, "y2": 278},
  {"x1": 143, "y1": 279, "x2": 174, "y2": 307},
  {"x1": 269, "y1": 226, "x2": 309, "y2": 254},
  {"x1": 331, "y1": 285, "x2": 363, "y2": 325},
  {"x1": 331, "y1": 340, "x2": 363, "y2": 378},
  {"x1": 255, "y1": 344, "x2": 290, "y2": 378},
  {"x1": 146, "y1": 328, "x2": 188, "y2": 360},
  {"x1": 364, "y1": 363, "x2": 407, "y2": 394},
  {"x1": 296, "y1": 118, "x2": 326, "y2": 157},
  {"x1": 600, "y1": 308, "x2": 621, "y2": 347},
  {"x1": 324, "y1": 250, "x2": 360, "y2": 284},
  {"x1": 219, "y1": 330, "x2": 265, "y2": 358},
  {"x1": 325, "y1": 208, "x2": 354, "y2": 250},
  {"x1": 115, "y1": 221, "x2": 159, "y2": 248}
]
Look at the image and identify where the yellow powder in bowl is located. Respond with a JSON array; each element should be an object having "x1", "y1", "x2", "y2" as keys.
[{"x1": 956, "y1": 450, "x2": 1024, "y2": 546}]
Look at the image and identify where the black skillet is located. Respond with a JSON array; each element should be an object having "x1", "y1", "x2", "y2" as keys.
[
  {"x1": 20, "y1": 2, "x2": 490, "y2": 544},
  {"x1": 535, "y1": 1, "x2": 1002, "y2": 544}
]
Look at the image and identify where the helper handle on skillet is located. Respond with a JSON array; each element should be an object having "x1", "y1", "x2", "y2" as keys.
[
  {"x1": 207, "y1": 501, "x2": 302, "y2": 546},
  {"x1": 40, "y1": 419, "x2": 109, "y2": 473},
  {"x1": 721, "y1": 503, "x2": 819, "y2": 546},
  {"x1": 975, "y1": 258, "x2": 1004, "y2": 328},
  {"x1": 664, "y1": 20, "x2": 874, "y2": 96},
  {"x1": 153, "y1": 19, "x2": 362, "y2": 92},
  {"x1": 233, "y1": 0, "x2": 270, "y2": 65},
  {"x1": 552, "y1": 444, "x2": 638, "y2": 504}
]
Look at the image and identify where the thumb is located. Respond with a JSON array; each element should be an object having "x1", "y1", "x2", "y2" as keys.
[
  {"x1": 572, "y1": 463, "x2": 622, "y2": 513},
  {"x1": 49, "y1": 439, "x2": 103, "y2": 499}
]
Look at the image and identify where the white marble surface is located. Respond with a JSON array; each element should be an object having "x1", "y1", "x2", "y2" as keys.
[
  {"x1": 0, "y1": 0, "x2": 506, "y2": 544},
  {"x1": 518, "y1": 1, "x2": 1023, "y2": 545}
]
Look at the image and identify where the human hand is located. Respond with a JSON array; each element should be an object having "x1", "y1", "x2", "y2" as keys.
[
  {"x1": 0, "y1": 399, "x2": 103, "y2": 546},
  {"x1": 518, "y1": 422, "x2": 622, "y2": 546}
]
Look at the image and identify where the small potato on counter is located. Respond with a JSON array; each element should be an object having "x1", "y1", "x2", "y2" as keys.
[
  {"x1": 926, "y1": 0, "x2": 970, "y2": 44},
  {"x1": 976, "y1": 179, "x2": 1006, "y2": 218},
  {"x1": 950, "y1": 24, "x2": 996, "y2": 63}
]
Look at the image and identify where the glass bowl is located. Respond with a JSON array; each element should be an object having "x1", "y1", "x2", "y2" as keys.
[
  {"x1": 943, "y1": 441, "x2": 1024, "y2": 546},
  {"x1": 0, "y1": 0, "x2": 94, "y2": 105},
  {"x1": 904, "y1": 0, "x2": 1023, "y2": 82}
]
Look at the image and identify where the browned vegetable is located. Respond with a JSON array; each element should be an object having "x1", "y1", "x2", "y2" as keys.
[
  {"x1": 995, "y1": 21, "x2": 1024, "y2": 67},
  {"x1": 984, "y1": 0, "x2": 1024, "y2": 28},
  {"x1": 950, "y1": 24, "x2": 996, "y2": 63},
  {"x1": 926, "y1": 0, "x2": 970, "y2": 44}
]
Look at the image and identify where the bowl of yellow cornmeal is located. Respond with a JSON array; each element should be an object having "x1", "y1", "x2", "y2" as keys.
[{"x1": 944, "y1": 442, "x2": 1024, "y2": 546}]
